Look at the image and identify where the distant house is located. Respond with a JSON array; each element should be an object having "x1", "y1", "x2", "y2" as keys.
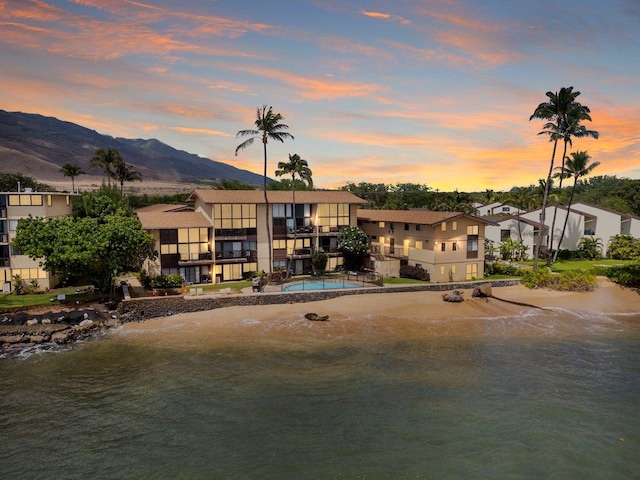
[
  {"x1": 357, "y1": 209, "x2": 493, "y2": 282},
  {"x1": 1, "y1": 189, "x2": 75, "y2": 292},
  {"x1": 482, "y1": 215, "x2": 545, "y2": 260},
  {"x1": 571, "y1": 202, "x2": 640, "y2": 252},
  {"x1": 472, "y1": 201, "x2": 519, "y2": 216},
  {"x1": 137, "y1": 189, "x2": 364, "y2": 283}
]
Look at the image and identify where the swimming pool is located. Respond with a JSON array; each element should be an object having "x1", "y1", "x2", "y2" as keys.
[{"x1": 283, "y1": 280, "x2": 363, "y2": 292}]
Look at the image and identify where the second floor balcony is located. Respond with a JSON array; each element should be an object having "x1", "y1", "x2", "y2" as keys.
[
  {"x1": 215, "y1": 249, "x2": 257, "y2": 263},
  {"x1": 178, "y1": 251, "x2": 214, "y2": 266}
]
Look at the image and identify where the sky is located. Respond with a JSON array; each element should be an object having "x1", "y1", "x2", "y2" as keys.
[{"x1": 2, "y1": 0, "x2": 639, "y2": 192}]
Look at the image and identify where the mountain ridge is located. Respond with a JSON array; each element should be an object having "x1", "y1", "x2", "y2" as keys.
[{"x1": 0, "y1": 110, "x2": 264, "y2": 186}]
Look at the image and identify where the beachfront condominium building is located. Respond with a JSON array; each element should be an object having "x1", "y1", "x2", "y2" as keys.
[
  {"x1": 137, "y1": 189, "x2": 364, "y2": 283},
  {"x1": 357, "y1": 209, "x2": 493, "y2": 283},
  {"x1": 1, "y1": 189, "x2": 74, "y2": 292}
]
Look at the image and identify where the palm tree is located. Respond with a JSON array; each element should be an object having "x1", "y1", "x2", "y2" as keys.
[
  {"x1": 59, "y1": 163, "x2": 85, "y2": 193},
  {"x1": 275, "y1": 153, "x2": 313, "y2": 277},
  {"x1": 552, "y1": 151, "x2": 600, "y2": 263},
  {"x1": 235, "y1": 106, "x2": 294, "y2": 276},
  {"x1": 547, "y1": 116, "x2": 599, "y2": 263},
  {"x1": 529, "y1": 86, "x2": 593, "y2": 268},
  {"x1": 113, "y1": 158, "x2": 142, "y2": 194},
  {"x1": 90, "y1": 148, "x2": 123, "y2": 187},
  {"x1": 506, "y1": 185, "x2": 536, "y2": 243}
]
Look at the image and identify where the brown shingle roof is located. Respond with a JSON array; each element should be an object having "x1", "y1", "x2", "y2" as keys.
[
  {"x1": 189, "y1": 189, "x2": 364, "y2": 204},
  {"x1": 136, "y1": 208, "x2": 211, "y2": 229},
  {"x1": 358, "y1": 209, "x2": 491, "y2": 226}
]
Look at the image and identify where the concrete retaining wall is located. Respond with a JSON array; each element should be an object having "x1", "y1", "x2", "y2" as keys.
[{"x1": 117, "y1": 280, "x2": 521, "y2": 322}]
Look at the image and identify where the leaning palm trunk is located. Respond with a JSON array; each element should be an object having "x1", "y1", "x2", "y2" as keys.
[
  {"x1": 553, "y1": 182, "x2": 577, "y2": 264},
  {"x1": 533, "y1": 138, "x2": 559, "y2": 269}
]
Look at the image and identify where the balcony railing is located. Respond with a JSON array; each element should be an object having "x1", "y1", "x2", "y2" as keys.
[
  {"x1": 215, "y1": 229, "x2": 249, "y2": 239},
  {"x1": 215, "y1": 249, "x2": 256, "y2": 261},
  {"x1": 178, "y1": 252, "x2": 214, "y2": 264}
]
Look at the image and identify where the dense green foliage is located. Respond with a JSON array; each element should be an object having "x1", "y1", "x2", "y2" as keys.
[
  {"x1": 602, "y1": 263, "x2": 640, "y2": 288},
  {"x1": 520, "y1": 268, "x2": 596, "y2": 291},
  {"x1": 311, "y1": 251, "x2": 328, "y2": 275},
  {"x1": 0, "y1": 173, "x2": 53, "y2": 192},
  {"x1": 607, "y1": 235, "x2": 640, "y2": 260},
  {"x1": 337, "y1": 225, "x2": 369, "y2": 271},
  {"x1": 128, "y1": 192, "x2": 191, "y2": 209},
  {"x1": 399, "y1": 265, "x2": 430, "y2": 281},
  {"x1": 13, "y1": 188, "x2": 156, "y2": 292}
]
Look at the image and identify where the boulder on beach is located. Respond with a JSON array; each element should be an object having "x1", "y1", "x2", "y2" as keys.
[
  {"x1": 305, "y1": 312, "x2": 329, "y2": 321},
  {"x1": 472, "y1": 283, "x2": 492, "y2": 298},
  {"x1": 442, "y1": 291, "x2": 464, "y2": 303}
]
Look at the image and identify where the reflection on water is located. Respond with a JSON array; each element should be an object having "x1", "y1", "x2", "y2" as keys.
[{"x1": 1, "y1": 309, "x2": 639, "y2": 479}]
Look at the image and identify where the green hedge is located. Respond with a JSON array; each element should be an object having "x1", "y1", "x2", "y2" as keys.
[{"x1": 520, "y1": 268, "x2": 596, "y2": 291}]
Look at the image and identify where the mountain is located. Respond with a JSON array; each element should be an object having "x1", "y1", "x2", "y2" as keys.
[{"x1": 0, "y1": 110, "x2": 264, "y2": 186}]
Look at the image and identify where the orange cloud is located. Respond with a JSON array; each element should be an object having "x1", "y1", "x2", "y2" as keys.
[{"x1": 361, "y1": 10, "x2": 411, "y2": 25}]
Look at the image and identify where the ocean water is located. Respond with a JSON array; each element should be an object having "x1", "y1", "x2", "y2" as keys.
[{"x1": 1, "y1": 307, "x2": 639, "y2": 479}]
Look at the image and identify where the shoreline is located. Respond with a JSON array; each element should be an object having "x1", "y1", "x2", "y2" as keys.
[{"x1": 117, "y1": 278, "x2": 640, "y2": 344}]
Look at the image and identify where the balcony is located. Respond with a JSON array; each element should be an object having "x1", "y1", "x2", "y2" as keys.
[
  {"x1": 178, "y1": 251, "x2": 214, "y2": 266},
  {"x1": 0, "y1": 257, "x2": 9, "y2": 267},
  {"x1": 370, "y1": 244, "x2": 408, "y2": 259},
  {"x1": 215, "y1": 249, "x2": 256, "y2": 263},
  {"x1": 215, "y1": 229, "x2": 248, "y2": 240}
]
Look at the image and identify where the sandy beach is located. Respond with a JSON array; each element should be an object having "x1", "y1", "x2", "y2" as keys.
[{"x1": 117, "y1": 279, "x2": 640, "y2": 347}]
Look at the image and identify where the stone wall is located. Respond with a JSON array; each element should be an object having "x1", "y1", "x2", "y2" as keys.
[{"x1": 117, "y1": 280, "x2": 521, "y2": 322}]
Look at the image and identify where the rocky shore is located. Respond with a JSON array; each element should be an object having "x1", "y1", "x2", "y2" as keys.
[{"x1": 0, "y1": 306, "x2": 115, "y2": 357}]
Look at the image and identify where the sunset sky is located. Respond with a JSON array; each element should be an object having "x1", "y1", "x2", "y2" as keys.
[{"x1": 2, "y1": 0, "x2": 639, "y2": 191}]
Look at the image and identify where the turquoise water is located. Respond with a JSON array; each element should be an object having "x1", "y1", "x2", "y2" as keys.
[
  {"x1": 1, "y1": 308, "x2": 639, "y2": 479},
  {"x1": 283, "y1": 280, "x2": 362, "y2": 291}
]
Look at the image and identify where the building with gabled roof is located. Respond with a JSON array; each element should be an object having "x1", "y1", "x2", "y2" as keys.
[
  {"x1": 357, "y1": 209, "x2": 493, "y2": 282},
  {"x1": 137, "y1": 190, "x2": 364, "y2": 283}
]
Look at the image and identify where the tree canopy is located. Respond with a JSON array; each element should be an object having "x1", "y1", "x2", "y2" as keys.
[
  {"x1": 13, "y1": 188, "x2": 156, "y2": 292},
  {"x1": 0, "y1": 173, "x2": 53, "y2": 192},
  {"x1": 337, "y1": 225, "x2": 369, "y2": 271}
]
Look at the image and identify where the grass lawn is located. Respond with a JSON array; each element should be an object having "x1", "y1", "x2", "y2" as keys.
[
  {"x1": 383, "y1": 277, "x2": 428, "y2": 285},
  {"x1": 519, "y1": 258, "x2": 634, "y2": 273},
  {"x1": 0, "y1": 286, "x2": 100, "y2": 311}
]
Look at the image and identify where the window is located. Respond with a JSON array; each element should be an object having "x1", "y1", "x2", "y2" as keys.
[
  {"x1": 502, "y1": 206, "x2": 510, "y2": 212},
  {"x1": 467, "y1": 225, "x2": 479, "y2": 235},
  {"x1": 441, "y1": 242, "x2": 446, "y2": 252},
  {"x1": 441, "y1": 222, "x2": 447, "y2": 231},
  {"x1": 466, "y1": 263, "x2": 478, "y2": 280},
  {"x1": 378, "y1": 221, "x2": 385, "y2": 228},
  {"x1": 440, "y1": 266, "x2": 445, "y2": 275},
  {"x1": 452, "y1": 221, "x2": 457, "y2": 231},
  {"x1": 9, "y1": 219, "x2": 18, "y2": 231},
  {"x1": 213, "y1": 203, "x2": 256, "y2": 229},
  {"x1": 8, "y1": 195, "x2": 43, "y2": 206},
  {"x1": 452, "y1": 242, "x2": 457, "y2": 251},
  {"x1": 500, "y1": 229, "x2": 510, "y2": 242},
  {"x1": 316, "y1": 203, "x2": 349, "y2": 229},
  {"x1": 389, "y1": 222, "x2": 395, "y2": 230},
  {"x1": 404, "y1": 223, "x2": 409, "y2": 231},
  {"x1": 467, "y1": 235, "x2": 479, "y2": 259},
  {"x1": 416, "y1": 224, "x2": 422, "y2": 231},
  {"x1": 415, "y1": 241, "x2": 423, "y2": 249}
]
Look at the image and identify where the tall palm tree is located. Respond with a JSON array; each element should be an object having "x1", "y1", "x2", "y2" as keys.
[
  {"x1": 547, "y1": 116, "x2": 599, "y2": 263},
  {"x1": 113, "y1": 158, "x2": 142, "y2": 194},
  {"x1": 90, "y1": 148, "x2": 123, "y2": 187},
  {"x1": 59, "y1": 163, "x2": 85, "y2": 193},
  {"x1": 552, "y1": 151, "x2": 600, "y2": 263},
  {"x1": 529, "y1": 86, "x2": 592, "y2": 268},
  {"x1": 506, "y1": 186, "x2": 536, "y2": 243},
  {"x1": 235, "y1": 106, "x2": 294, "y2": 276},
  {"x1": 275, "y1": 153, "x2": 313, "y2": 277}
]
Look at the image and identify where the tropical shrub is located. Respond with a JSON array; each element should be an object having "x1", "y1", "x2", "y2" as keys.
[
  {"x1": 603, "y1": 263, "x2": 640, "y2": 288},
  {"x1": 578, "y1": 236, "x2": 603, "y2": 260},
  {"x1": 520, "y1": 268, "x2": 595, "y2": 291},
  {"x1": 311, "y1": 251, "x2": 328, "y2": 276},
  {"x1": 399, "y1": 265, "x2": 430, "y2": 281},
  {"x1": 607, "y1": 235, "x2": 640, "y2": 260},
  {"x1": 486, "y1": 260, "x2": 520, "y2": 276},
  {"x1": 150, "y1": 274, "x2": 184, "y2": 289}
]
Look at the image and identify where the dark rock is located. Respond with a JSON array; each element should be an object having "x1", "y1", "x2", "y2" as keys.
[
  {"x1": 472, "y1": 283, "x2": 492, "y2": 298},
  {"x1": 305, "y1": 313, "x2": 329, "y2": 321}
]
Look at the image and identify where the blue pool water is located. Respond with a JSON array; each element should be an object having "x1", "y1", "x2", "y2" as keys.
[{"x1": 283, "y1": 280, "x2": 363, "y2": 291}]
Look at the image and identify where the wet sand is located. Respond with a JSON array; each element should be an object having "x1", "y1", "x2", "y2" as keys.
[{"x1": 116, "y1": 279, "x2": 640, "y2": 348}]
